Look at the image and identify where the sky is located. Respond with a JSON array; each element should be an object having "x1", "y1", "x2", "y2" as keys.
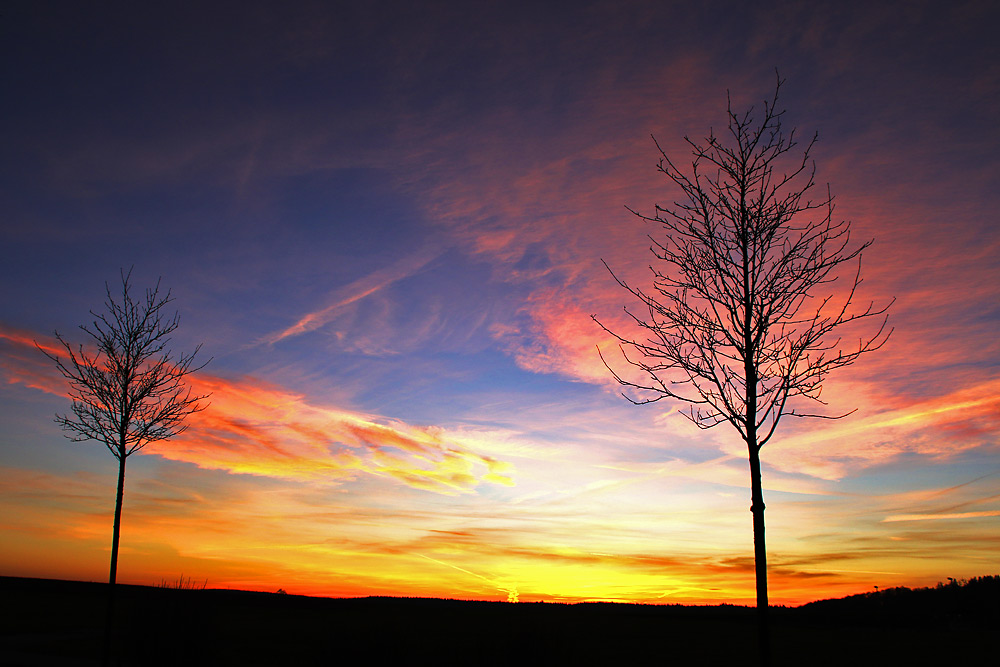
[{"x1": 1, "y1": 1, "x2": 998, "y2": 606}]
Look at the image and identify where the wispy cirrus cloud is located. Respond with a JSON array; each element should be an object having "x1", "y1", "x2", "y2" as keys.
[{"x1": 884, "y1": 510, "x2": 1000, "y2": 522}]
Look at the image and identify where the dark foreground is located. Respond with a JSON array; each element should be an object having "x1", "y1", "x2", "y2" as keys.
[{"x1": 1, "y1": 576, "x2": 995, "y2": 666}]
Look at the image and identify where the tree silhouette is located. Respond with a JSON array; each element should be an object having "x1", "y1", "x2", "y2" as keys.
[
  {"x1": 39, "y1": 269, "x2": 210, "y2": 585},
  {"x1": 38, "y1": 269, "x2": 209, "y2": 663},
  {"x1": 594, "y1": 77, "x2": 891, "y2": 665}
]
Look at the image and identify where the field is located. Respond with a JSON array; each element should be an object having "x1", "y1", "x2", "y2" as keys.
[{"x1": 1, "y1": 576, "x2": 994, "y2": 666}]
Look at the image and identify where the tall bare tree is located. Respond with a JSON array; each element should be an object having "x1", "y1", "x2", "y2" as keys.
[
  {"x1": 39, "y1": 269, "x2": 210, "y2": 587},
  {"x1": 595, "y1": 77, "x2": 891, "y2": 665}
]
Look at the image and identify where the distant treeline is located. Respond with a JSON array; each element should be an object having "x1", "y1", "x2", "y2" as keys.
[{"x1": 799, "y1": 575, "x2": 1000, "y2": 626}]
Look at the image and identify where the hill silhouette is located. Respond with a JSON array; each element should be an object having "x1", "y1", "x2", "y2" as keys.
[{"x1": 1, "y1": 575, "x2": 995, "y2": 665}]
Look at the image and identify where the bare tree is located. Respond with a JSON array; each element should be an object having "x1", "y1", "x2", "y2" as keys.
[
  {"x1": 38, "y1": 269, "x2": 210, "y2": 587},
  {"x1": 594, "y1": 77, "x2": 891, "y2": 665}
]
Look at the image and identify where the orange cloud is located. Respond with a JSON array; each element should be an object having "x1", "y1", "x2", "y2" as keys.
[
  {"x1": 2, "y1": 325, "x2": 515, "y2": 496},
  {"x1": 764, "y1": 377, "x2": 1000, "y2": 480}
]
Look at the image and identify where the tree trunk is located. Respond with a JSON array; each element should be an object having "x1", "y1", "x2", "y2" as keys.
[
  {"x1": 109, "y1": 453, "x2": 126, "y2": 585},
  {"x1": 742, "y1": 223, "x2": 770, "y2": 665},
  {"x1": 104, "y1": 453, "x2": 126, "y2": 666},
  {"x1": 748, "y1": 445, "x2": 770, "y2": 666}
]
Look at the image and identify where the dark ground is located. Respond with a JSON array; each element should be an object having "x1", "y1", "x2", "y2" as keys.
[{"x1": 1, "y1": 576, "x2": 995, "y2": 666}]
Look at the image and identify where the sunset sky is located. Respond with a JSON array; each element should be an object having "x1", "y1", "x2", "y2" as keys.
[{"x1": 2, "y1": 1, "x2": 998, "y2": 606}]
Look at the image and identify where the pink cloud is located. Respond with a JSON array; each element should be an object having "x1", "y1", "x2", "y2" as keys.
[{"x1": 373, "y1": 63, "x2": 998, "y2": 490}]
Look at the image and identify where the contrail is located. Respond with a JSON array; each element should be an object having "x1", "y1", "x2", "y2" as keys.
[
  {"x1": 417, "y1": 553, "x2": 518, "y2": 602},
  {"x1": 258, "y1": 248, "x2": 441, "y2": 346}
]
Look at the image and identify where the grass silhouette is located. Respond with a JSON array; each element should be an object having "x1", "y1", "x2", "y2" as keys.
[{"x1": 157, "y1": 574, "x2": 208, "y2": 590}]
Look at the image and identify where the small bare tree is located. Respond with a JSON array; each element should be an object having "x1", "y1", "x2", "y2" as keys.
[
  {"x1": 595, "y1": 77, "x2": 891, "y2": 665},
  {"x1": 38, "y1": 269, "x2": 210, "y2": 586}
]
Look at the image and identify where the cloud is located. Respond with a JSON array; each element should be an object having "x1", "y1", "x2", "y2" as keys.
[
  {"x1": 764, "y1": 377, "x2": 1000, "y2": 480},
  {"x1": 1, "y1": 325, "x2": 515, "y2": 496},
  {"x1": 883, "y1": 510, "x2": 1000, "y2": 522},
  {"x1": 0, "y1": 324, "x2": 68, "y2": 396},
  {"x1": 490, "y1": 291, "x2": 618, "y2": 385},
  {"x1": 174, "y1": 373, "x2": 516, "y2": 494}
]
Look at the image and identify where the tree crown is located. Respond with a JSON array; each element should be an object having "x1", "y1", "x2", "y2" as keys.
[
  {"x1": 39, "y1": 269, "x2": 210, "y2": 459},
  {"x1": 595, "y1": 77, "x2": 892, "y2": 450}
]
